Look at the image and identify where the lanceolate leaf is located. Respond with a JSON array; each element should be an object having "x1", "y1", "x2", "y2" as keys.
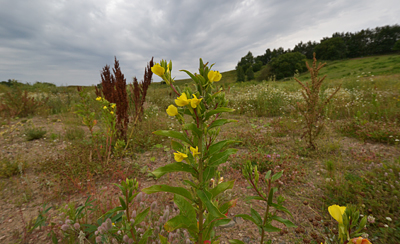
[
  {"x1": 208, "y1": 119, "x2": 237, "y2": 130},
  {"x1": 250, "y1": 208, "x2": 262, "y2": 225},
  {"x1": 142, "y1": 185, "x2": 193, "y2": 201},
  {"x1": 173, "y1": 195, "x2": 196, "y2": 220},
  {"x1": 183, "y1": 123, "x2": 202, "y2": 138},
  {"x1": 153, "y1": 130, "x2": 192, "y2": 146},
  {"x1": 235, "y1": 214, "x2": 258, "y2": 226},
  {"x1": 180, "y1": 70, "x2": 199, "y2": 84},
  {"x1": 244, "y1": 196, "x2": 265, "y2": 202},
  {"x1": 135, "y1": 207, "x2": 150, "y2": 226},
  {"x1": 207, "y1": 140, "x2": 238, "y2": 157},
  {"x1": 208, "y1": 148, "x2": 238, "y2": 167},
  {"x1": 205, "y1": 107, "x2": 235, "y2": 121},
  {"x1": 270, "y1": 215, "x2": 296, "y2": 228},
  {"x1": 151, "y1": 162, "x2": 198, "y2": 179},
  {"x1": 210, "y1": 181, "x2": 235, "y2": 198},
  {"x1": 164, "y1": 215, "x2": 198, "y2": 234},
  {"x1": 171, "y1": 140, "x2": 184, "y2": 152},
  {"x1": 196, "y1": 189, "x2": 225, "y2": 219},
  {"x1": 229, "y1": 240, "x2": 246, "y2": 244},
  {"x1": 263, "y1": 223, "x2": 281, "y2": 232}
]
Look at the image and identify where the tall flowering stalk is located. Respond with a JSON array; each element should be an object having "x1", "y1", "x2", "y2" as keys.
[{"x1": 143, "y1": 59, "x2": 238, "y2": 243}]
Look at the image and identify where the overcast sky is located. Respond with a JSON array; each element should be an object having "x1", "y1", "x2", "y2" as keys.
[{"x1": 1, "y1": 0, "x2": 399, "y2": 86}]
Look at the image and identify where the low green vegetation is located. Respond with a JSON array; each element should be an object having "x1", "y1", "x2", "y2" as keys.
[{"x1": 0, "y1": 54, "x2": 399, "y2": 243}]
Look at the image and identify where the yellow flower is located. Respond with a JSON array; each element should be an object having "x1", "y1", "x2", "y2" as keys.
[
  {"x1": 151, "y1": 63, "x2": 165, "y2": 77},
  {"x1": 328, "y1": 205, "x2": 346, "y2": 224},
  {"x1": 175, "y1": 93, "x2": 190, "y2": 107},
  {"x1": 103, "y1": 106, "x2": 107, "y2": 109},
  {"x1": 190, "y1": 94, "x2": 202, "y2": 108},
  {"x1": 208, "y1": 70, "x2": 222, "y2": 83},
  {"x1": 166, "y1": 105, "x2": 178, "y2": 116},
  {"x1": 110, "y1": 111, "x2": 114, "y2": 114},
  {"x1": 190, "y1": 146, "x2": 200, "y2": 156},
  {"x1": 174, "y1": 151, "x2": 188, "y2": 162},
  {"x1": 96, "y1": 97, "x2": 102, "y2": 101},
  {"x1": 111, "y1": 104, "x2": 116, "y2": 109}
]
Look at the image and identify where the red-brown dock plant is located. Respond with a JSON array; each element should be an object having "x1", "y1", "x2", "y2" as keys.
[
  {"x1": 129, "y1": 57, "x2": 154, "y2": 121},
  {"x1": 143, "y1": 59, "x2": 238, "y2": 244},
  {"x1": 294, "y1": 53, "x2": 341, "y2": 149},
  {"x1": 100, "y1": 57, "x2": 129, "y2": 140}
]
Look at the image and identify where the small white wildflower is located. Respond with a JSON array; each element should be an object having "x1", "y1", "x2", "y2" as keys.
[{"x1": 386, "y1": 217, "x2": 392, "y2": 222}]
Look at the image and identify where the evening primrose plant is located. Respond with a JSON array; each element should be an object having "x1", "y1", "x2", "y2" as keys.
[
  {"x1": 143, "y1": 59, "x2": 238, "y2": 243},
  {"x1": 328, "y1": 204, "x2": 370, "y2": 244}
]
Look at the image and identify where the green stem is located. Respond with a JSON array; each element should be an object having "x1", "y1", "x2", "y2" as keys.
[
  {"x1": 125, "y1": 188, "x2": 137, "y2": 243},
  {"x1": 260, "y1": 180, "x2": 272, "y2": 244},
  {"x1": 198, "y1": 119, "x2": 204, "y2": 244}
]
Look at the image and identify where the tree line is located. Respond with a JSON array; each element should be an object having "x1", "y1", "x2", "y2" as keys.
[{"x1": 236, "y1": 24, "x2": 400, "y2": 82}]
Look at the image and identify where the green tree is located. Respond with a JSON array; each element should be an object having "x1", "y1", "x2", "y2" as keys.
[
  {"x1": 393, "y1": 39, "x2": 400, "y2": 52},
  {"x1": 252, "y1": 60, "x2": 263, "y2": 72},
  {"x1": 246, "y1": 67, "x2": 254, "y2": 81},
  {"x1": 314, "y1": 37, "x2": 347, "y2": 60},
  {"x1": 269, "y1": 52, "x2": 307, "y2": 80},
  {"x1": 236, "y1": 66, "x2": 245, "y2": 82}
]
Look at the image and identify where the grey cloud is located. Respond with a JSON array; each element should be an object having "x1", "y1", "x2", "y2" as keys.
[{"x1": 0, "y1": 0, "x2": 399, "y2": 85}]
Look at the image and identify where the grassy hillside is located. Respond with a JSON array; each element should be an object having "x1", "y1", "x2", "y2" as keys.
[{"x1": 173, "y1": 54, "x2": 400, "y2": 86}]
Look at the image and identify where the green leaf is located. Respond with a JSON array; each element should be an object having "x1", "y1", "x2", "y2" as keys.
[
  {"x1": 229, "y1": 240, "x2": 245, "y2": 244},
  {"x1": 138, "y1": 229, "x2": 153, "y2": 244},
  {"x1": 217, "y1": 199, "x2": 237, "y2": 216},
  {"x1": 180, "y1": 70, "x2": 199, "y2": 84},
  {"x1": 153, "y1": 130, "x2": 192, "y2": 146},
  {"x1": 269, "y1": 203, "x2": 293, "y2": 217},
  {"x1": 208, "y1": 119, "x2": 237, "y2": 130},
  {"x1": 208, "y1": 148, "x2": 238, "y2": 167},
  {"x1": 135, "y1": 207, "x2": 150, "y2": 226},
  {"x1": 151, "y1": 162, "x2": 198, "y2": 179},
  {"x1": 235, "y1": 214, "x2": 258, "y2": 226},
  {"x1": 210, "y1": 180, "x2": 235, "y2": 198},
  {"x1": 263, "y1": 223, "x2": 281, "y2": 232},
  {"x1": 203, "y1": 166, "x2": 216, "y2": 182},
  {"x1": 250, "y1": 208, "x2": 263, "y2": 225},
  {"x1": 205, "y1": 107, "x2": 235, "y2": 120},
  {"x1": 174, "y1": 195, "x2": 196, "y2": 220},
  {"x1": 271, "y1": 171, "x2": 283, "y2": 182},
  {"x1": 159, "y1": 234, "x2": 169, "y2": 244},
  {"x1": 171, "y1": 140, "x2": 184, "y2": 152},
  {"x1": 183, "y1": 123, "x2": 202, "y2": 138},
  {"x1": 270, "y1": 215, "x2": 296, "y2": 228},
  {"x1": 244, "y1": 196, "x2": 265, "y2": 202},
  {"x1": 207, "y1": 140, "x2": 238, "y2": 157},
  {"x1": 214, "y1": 218, "x2": 232, "y2": 227},
  {"x1": 267, "y1": 187, "x2": 277, "y2": 205},
  {"x1": 142, "y1": 185, "x2": 193, "y2": 201},
  {"x1": 118, "y1": 197, "x2": 127, "y2": 210},
  {"x1": 265, "y1": 170, "x2": 272, "y2": 180},
  {"x1": 196, "y1": 189, "x2": 225, "y2": 219},
  {"x1": 164, "y1": 215, "x2": 198, "y2": 234}
]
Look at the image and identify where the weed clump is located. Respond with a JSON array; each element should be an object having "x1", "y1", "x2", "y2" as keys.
[
  {"x1": 294, "y1": 53, "x2": 341, "y2": 149},
  {"x1": 25, "y1": 126, "x2": 47, "y2": 141}
]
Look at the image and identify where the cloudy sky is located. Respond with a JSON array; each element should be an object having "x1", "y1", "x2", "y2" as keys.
[{"x1": 1, "y1": 0, "x2": 399, "y2": 86}]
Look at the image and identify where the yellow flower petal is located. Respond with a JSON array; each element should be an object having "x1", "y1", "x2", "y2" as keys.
[
  {"x1": 208, "y1": 70, "x2": 222, "y2": 83},
  {"x1": 190, "y1": 146, "x2": 200, "y2": 156},
  {"x1": 173, "y1": 151, "x2": 188, "y2": 162},
  {"x1": 328, "y1": 205, "x2": 346, "y2": 224},
  {"x1": 166, "y1": 105, "x2": 178, "y2": 116},
  {"x1": 96, "y1": 97, "x2": 102, "y2": 101},
  {"x1": 190, "y1": 94, "x2": 203, "y2": 108},
  {"x1": 103, "y1": 106, "x2": 107, "y2": 109},
  {"x1": 151, "y1": 63, "x2": 165, "y2": 77},
  {"x1": 175, "y1": 93, "x2": 190, "y2": 107}
]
